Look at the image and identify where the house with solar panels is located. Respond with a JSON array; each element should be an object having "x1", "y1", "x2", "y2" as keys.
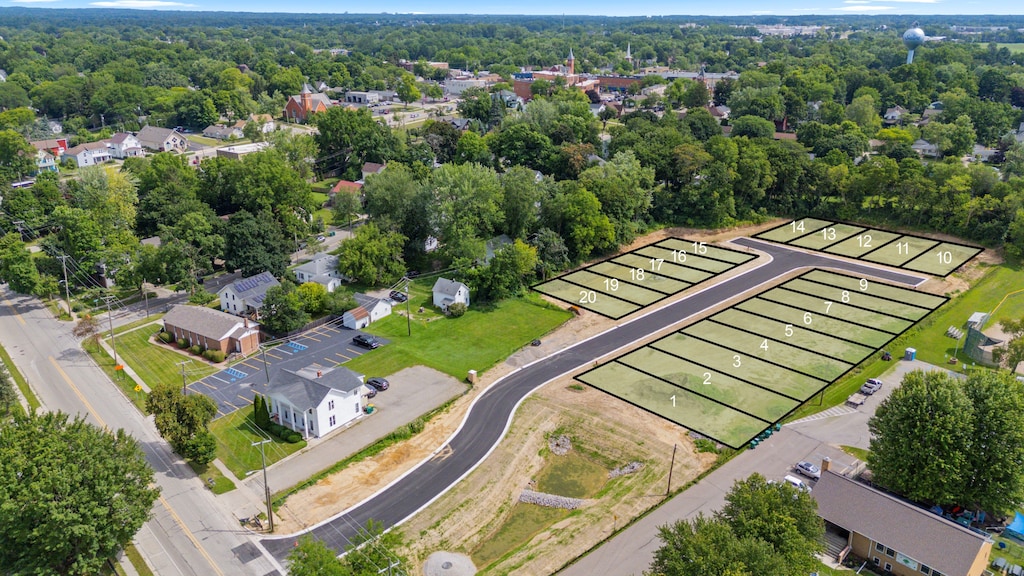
[{"x1": 217, "y1": 271, "x2": 280, "y2": 319}]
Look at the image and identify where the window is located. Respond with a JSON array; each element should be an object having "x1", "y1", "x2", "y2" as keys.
[
  {"x1": 355, "y1": 403, "x2": 360, "y2": 413},
  {"x1": 873, "y1": 558, "x2": 880, "y2": 566},
  {"x1": 875, "y1": 543, "x2": 884, "y2": 553},
  {"x1": 329, "y1": 415, "x2": 336, "y2": 426},
  {"x1": 920, "y1": 566, "x2": 931, "y2": 575},
  {"x1": 328, "y1": 400, "x2": 334, "y2": 410},
  {"x1": 885, "y1": 548, "x2": 895, "y2": 557},
  {"x1": 884, "y1": 563, "x2": 892, "y2": 572}
]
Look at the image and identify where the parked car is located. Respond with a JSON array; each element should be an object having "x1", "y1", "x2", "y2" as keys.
[
  {"x1": 366, "y1": 377, "x2": 389, "y2": 391},
  {"x1": 795, "y1": 460, "x2": 821, "y2": 480},
  {"x1": 352, "y1": 334, "x2": 380, "y2": 349},
  {"x1": 389, "y1": 290, "x2": 408, "y2": 303},
  {"x1": 783, "y1": 474, "x2": 812, "y2": 493},
  {"x1": 860, "y1": 378, "x2": 883, "y2": 395}
]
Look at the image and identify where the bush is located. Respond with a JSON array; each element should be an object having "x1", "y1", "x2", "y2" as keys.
[
  {"x1": 447, "y1": 302, "x2": 467, "y2": 317},
  {"x1": 159, "y1": 331, "x2": 174, "y2": 343},
  {"x1": 270, "y1": 423, "x2": 286, "y2": 438},
  {"x1": 694, "y1": 438, "x2": 720, "y2": 454},
  {"x1": 286, "y1": 433, "x2": 302, "y2": 443},
  {"x1": 188, "y1": 345, "x2": 201, "y2": 355},
  {"x1": 203, "y1": 349, "x2": 226, "y2": 363},
  {"x1": 176, "y1": 338, "x2": 187, "y2": 348},
  {"x1": 188, "y1": 290, "x2": 216, "y2": 306}
]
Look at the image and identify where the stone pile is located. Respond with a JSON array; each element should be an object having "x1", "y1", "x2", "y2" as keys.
[
  {"x1": 519, "y1": 489, "x2": 584, "y2": 510},
  {"x1": 549, "y1": 434, "x2": 572, "y2": 455},
  {"x1": 608, "y1": 461, "x2": 644, "y2": 479}
]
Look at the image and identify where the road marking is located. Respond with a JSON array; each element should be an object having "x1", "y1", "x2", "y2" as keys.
[
  {"x1": 334, "y1": 352, "x2": 352, "y2": 361},
  {"x1": 49, "y1": 357, "x2": 225, "y2": 576},
  {"x1": 159, "y1": 496, "x2": 225, "y2": 576},
  {"x1": 3, "y1": 295, "x2": 26, "y2": 326}
]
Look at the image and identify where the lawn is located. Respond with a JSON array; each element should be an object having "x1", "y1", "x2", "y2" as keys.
[
  {"x1": 787, "y1": 263, "x2": 1024, "y2": 422},
  {"x1": 209, "y1": 408, "x2": 307, "y2": 479},
  {"x1": 345, "y1": 290, "x2": 573, "y2": 380},
  {"x1": 109, "y1": 321, "x2": 217, "y2": 391},
  {"x1": 0, "y1": 343, "x2": 40, "y2": 412},
  {"x1": 991, "y1": 535, "x2": 1024, "y2": 569},
  {"x1": 995, "y1": 43, "x2": 1024, "y2": 54}
]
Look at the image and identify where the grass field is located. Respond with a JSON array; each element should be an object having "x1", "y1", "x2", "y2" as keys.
[
  {"x1": 533, "y1": 279, "x2": 639, "y2": 318},
  {"x1": 995, "y1": 43, "x2": 1024, "y2": 53},
  {"x1": 579, "y1": 269, "x2": 946, "y2": 448},
  {"x1": 345, "y1": 291, "x2": 572, "y2": 380},
  {"x1": 209, "y1": 409, "x2": 307, "y2": 479},
  {"x1": 110, "y1": 322, "x2": 218, "y2": 391}
]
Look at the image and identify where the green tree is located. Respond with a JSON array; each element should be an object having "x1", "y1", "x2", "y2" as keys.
[
  {"x1": 500, "y1": 165, "x2": 544, "y2": 239},
  {"x1": 174, "y1": 90, "x2": 219, "y2": 131},
  {"x1": 0, "y1": 362, "x2": 16, "y2": 415},
  {"x1": 145, "y1": 384, "x2": 219, "y2": 465},
  {"x1": 993, "y1": 318, "x2": 1024, "y2": 373},
  {"x1": 683, "y1": 81, "x2": 710, "y2": 110},
  {"x1": 260, "y1": 283, "x2": 311, "y2": 335},
  {"x1": 869, "y1": 369, "x2": 1024, "y2": 514},
  {"x1": 331, "y1": 190, "x2": 363, "y2": 230},
  {"x1": 844, "y1": 94, "x2": 882, "y2": 137},
  {"x1": 288, "y1": 536, "x2": 347, "y2": 576},
  {"x1": 729, "y1": 115, "x2": 775, "y2": 139},
  {"x1": 295, "y1": 281, "x2": 329, "y2": 315},
  {"x1": 0, "y1": 233, "x2": 41, "y2": 295},
  {"x1": 471, "y1": 239, "x2": 538, "y2": 301},
  {"x1": 541, "y1": 181, "x2": 615, "y2": 262},
  {"x1": 578, "y1": 150, "x2": 655, "y2": 244},
  {"x1": 649, "y1": 473, "x2": 822, "y2": 576},
  {"x1": 396, "y1": 73, "x2": 421, "y2": 108},
  {"x1": 455, "y1": 131, "x2": 492, "y2": 165},
  {"x1": 335, "y1": 223, "x2": 407, "y2": 286},
  {"x1": 223, "y1": 210, "x2": 290, "y2": 277},
  {"x1": 428, "y1": 163, "x2": 504, "y2": 262},
  {"x1": 0, "y1": 129, "x2": 35, "y2": 186},
  {"x1": 0, "y1": 411, "x2": 160, "y2": 575},
  {"x1": 313, "y1": 107, "x2": 397, "y2": 180},
  {"x1": 529, "y1": 227, "x2": 570, "y2": 280}
]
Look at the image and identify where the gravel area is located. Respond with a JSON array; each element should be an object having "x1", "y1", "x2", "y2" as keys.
[
  {"x1": 608, "y1": 461, "x2": 644, "y2": 479},
  {"x1": 549, "y1": 434, "x2": 572, "y2": 455},
  {"x1": 519, "y1": 488, "x2": 585, "y2": 510}
]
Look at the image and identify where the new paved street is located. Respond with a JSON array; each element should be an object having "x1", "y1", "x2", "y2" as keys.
[
  {"x1": 259, "y1": 239, "x2": 926, "y2": 561},
  {"x1": 0, "y1": 289, "x2": 284, "y2": 576}
]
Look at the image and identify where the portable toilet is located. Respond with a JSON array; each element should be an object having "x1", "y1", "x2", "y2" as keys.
[{"x1": 904, "y1": 347, "x2": 917, "y2": 361}]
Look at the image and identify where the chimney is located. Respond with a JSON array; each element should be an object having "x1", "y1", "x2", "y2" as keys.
[{"x1": 821, "y1": 456, "x2": 831, "y2": 473}]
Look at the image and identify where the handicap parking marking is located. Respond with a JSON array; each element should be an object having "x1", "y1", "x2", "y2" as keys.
[{"x1": 286, "y1": 341, "x2": 309, "y2": 353}]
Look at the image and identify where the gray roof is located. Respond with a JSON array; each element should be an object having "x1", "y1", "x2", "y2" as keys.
[
  {"x1": 353, "y1": 292, "x2": 389, "y2": 314},
  {"x1": 267, "y1": 367, "x2": 364, "y2": 411},
  {"x1": 163, "y1": 304, "x2": 258, "y2": 341},
  {"x1": 432, "y1": 277, "x2": 467, "y2": 297},
  {"x1": 136, "y1": 126, "x2": 180, "y2": 149},
  {"x1": 813, "y1": 471, "x2": 989, "y2": 576},
  {"x1": 294, "y1": 253, "x2": 338, "y2": 280},
  {"x1": 219, "y1": 271, "x2": 280, "y2": 308}
]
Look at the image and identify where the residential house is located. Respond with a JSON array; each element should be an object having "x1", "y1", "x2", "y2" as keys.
[
  {"x1": 202, "y1": 124, "x2": 244, "y2": 140},
  {"x1": 344, "y1": 91, "x2": 380, "y2": 106},
  {"x1": 916, "y1": 106, "x2": 943, "y2": 127},
  {"x1": 63, "y1": 141, "x2": 112, "y2": 167},
  {"x1": 445, "y1": 77, "x2": 488, "y2": 95},
  {"x1": 432, "y1": 277, "x2": 470, "y2": 312},
  {"x1": 217, "y1": 271, "x2": 280, "y2": 318},
  {"x1": 911, "y1": 139, "x2": 940, "y2": 158},
  {"x1": 284, "y1": 85, "x2": 333, "y2": 123},
  {"x1": 361, "y1": 162, "x2": 386, "y2": 181},
  {"x1": 883, "y1": 105, "x2": 908, "y2": 125},
  {"x1": 265, "y1": 366, "x2": 366, "y2": 439},
  {"x1": 33, "y1": 150, "x2": 58, "y2": 174},
  {"x1": 30, "y1": 138, "x2": 69, "y2": 156},
  {"x1": 342, "y1": 293, "x2": 392, "y2": 329},
  {"x1": 708, "y1": 104, "x2": 730, "y2": 122},
  {"x1": 814, "y1": 465, "x2": 991, "y2": 576},
  {"x1": 445, "y1": 117, "x2": 472, "y2": 131},
  {"x1": 249, "y1": 114, "x2": 276, "y2": 134},
  {"x1": 136, "y1": 126, "x2": 188, "y2": 153},
  {"x1": 971, "y1": 144, "x2": 999, "y2": 163},
  {"x1": 293, "y1": 253, "x2": 346, "y2": 293},
  {"x1": 330, "y1": 179, "x2": 363, "y2": 199},
  {"x1": 162, "y1": 304, "x2": 262, "y2": 357},
  {"x1": 107, "y1": 133, "x2": 144, "y2": 159},
  {"x1": 589, "y1": 102, "x2": 607, "y2": 117}
]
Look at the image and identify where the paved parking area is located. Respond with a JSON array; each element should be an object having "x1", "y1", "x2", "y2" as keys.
[{"x1": 188, "y1": 322, "x2": 389, "y2": 417}]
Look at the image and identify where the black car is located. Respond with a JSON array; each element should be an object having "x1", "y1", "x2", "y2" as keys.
[
  {"x1": 366, "y1": 377, "x2": 389, "y2": 391},
  {"x1": 389, "y1": 290, "x2": 408, "y2": 303},
  {"x1": 352, "y1": 334, "x2": 380, "y2": 349}
]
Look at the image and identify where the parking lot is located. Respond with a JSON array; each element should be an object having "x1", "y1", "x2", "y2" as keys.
[{"x1": 188, "y1": 321, "x2": 388, "y2": 417}]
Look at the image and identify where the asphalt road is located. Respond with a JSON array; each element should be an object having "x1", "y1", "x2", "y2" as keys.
[
  {"x1": 259, "y1": 239, "x2": 926, "y2": 560},
  {"x1": 0, "y1": 289, "x2": 284, "y2": 576}
]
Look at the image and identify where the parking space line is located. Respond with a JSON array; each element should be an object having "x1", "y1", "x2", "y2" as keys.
[
  {"x1": 334, "y1": 352, "x2": 353, "y2": 361},
  {"x1": 303, "y1": 334, "x2": 321, "y2": 343},
  {"x1": 266, "y1": 350, "x2": 290, "y2": 358},
  {"x1": 195, "y1": 380, "x2": 219, "y2": 391},
  {"x1": 237, "y1": 393, "x2": 254, "y2": 404}
]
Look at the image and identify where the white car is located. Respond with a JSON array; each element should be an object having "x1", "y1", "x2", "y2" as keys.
[
  {"x1": 795, "y1": 460, "x2": 821, "y2": 480},
  {"x1": 860, "y1": 378, "x2": 883, "y2": 395}
]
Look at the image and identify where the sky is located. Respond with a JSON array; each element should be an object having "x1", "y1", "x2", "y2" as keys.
[{"x1": 1, "y1": 0, "x2": 1021, "y2": 16}]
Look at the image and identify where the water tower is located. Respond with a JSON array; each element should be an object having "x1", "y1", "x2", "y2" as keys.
[{"x1": 903, "y1": 27, "x2": 926, "y2": 64}]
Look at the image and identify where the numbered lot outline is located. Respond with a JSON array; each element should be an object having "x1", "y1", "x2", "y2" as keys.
[
  {"x1": 753, "y1": 218, "x2": 982, "y2": 277},
  {"x1": 574, "y1": 269, "x2": 947, "y2": 448},
  {"x1": 531, "y1": 238, "x2": 758, "y2": 319}
]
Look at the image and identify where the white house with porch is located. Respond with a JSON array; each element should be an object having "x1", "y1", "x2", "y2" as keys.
[
  {"x1": 432, "y1": 277, "x2": 470, "y2": 312},
  {"x1": 265, "y1": 366, "x2": 367, "y2": 439}
]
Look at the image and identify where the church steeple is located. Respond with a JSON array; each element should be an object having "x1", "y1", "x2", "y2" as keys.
[
  {"x1": 567, "y1": 48, "x2": 575, "y2": 76},
  {"x1": 626, "y1": 43, "x2": 633, "y2": 70}
]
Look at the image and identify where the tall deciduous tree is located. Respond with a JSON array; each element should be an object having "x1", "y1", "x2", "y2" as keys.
[
  {"x1": 649, "y1": 474, "x2": 822, "y2": 576},
  {"x1": 335, "y1": 223, "x2": 407, "y2": 286},
  {"x1": 868, "y1": 369, "x2": 1024, "y2": 514},
  {"x1": 993, "y1": 318, "x2": 1024, "y2": 373},
  {"x1": 260, "y1": 283, "x2": 311, "y2": 335},
  {"x1": 223, "y1": 210, "x2": 290, "y2": 277},
  {"x1": 0, "y1": 412, "x2": 160, "y2": 575},
  {"x1": 146, "y1": 384, "x2": 219, "y2": 464},
  {"x1": 0, "y1": 129, "x2": 35, "y2": 186},
  {"x1": 0, "y1": 233, "x2": 40, "y2": 296},
  {"x1": 313, "y1": 107, "x2": 397, "y2": 180}
]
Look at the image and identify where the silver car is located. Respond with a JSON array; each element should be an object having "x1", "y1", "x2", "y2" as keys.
[{"x1": 795, "y1": 461, "x2": 821, "y2": 480}]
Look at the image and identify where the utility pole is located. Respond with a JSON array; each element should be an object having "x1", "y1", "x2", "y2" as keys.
[
  {"x1": 666, "y1": 443, "x2": 678, "y2": 496},
  {"x1": 103, "y1": 296, "x2": 119, "y2": 376},
  {"x1": 142, "y1": 283, "x2": 150, "y2": 318},
  {"x1": 57, "y1": 255, "x2": 72, "y2": 320},
  {"x1": 176, "y1": 360, "x2": 190, "y2": 395},
  {"x1": 252, "y1": 439, "x2": 274, "y2": 532},
  {"x1": 405, "y1": 279, "x2": 411, "y2": 337},
  {"x1": 262, "y1": 347, "x2": 271, "y2": 384}
]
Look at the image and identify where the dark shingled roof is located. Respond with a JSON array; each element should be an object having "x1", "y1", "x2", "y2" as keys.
[
  {"x1": 163, "y1": 304, "x2": 258, "y2": 341},
  {"x1": 267, "y1": 367, "x2": 364, "y2": 411},
  {"x1": 813, "y1": 471, "x2": 989, "y2": 576}
]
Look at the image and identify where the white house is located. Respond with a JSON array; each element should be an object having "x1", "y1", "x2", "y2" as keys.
[
  {"x1": 217, "y1": 271, "x2": 280, "y2": 318},
  {"x1": 34, "y1": 150, "x2": 58, "y2": 174},
  {"x1": 62, "y1": 142, "x2": 112, "y2": 167},
  {"x1": 202, "y1": 124, "x2": 244, "y2": 140},
  {"x1": 107, "y1": 133, "x2": 145, "y2": 159},
  {"x1": 293, "y1": 253, "x2": 346, "y2": 292},
  {"x1": 432, "y1": 277, "x2": 470, "y2": 312},
  {"x1": 265, "y1": 366, "x2": 366, "y2": 439},
  {"x1": 341, "y1": 293, "x2": 392, "y2": 329},
  {"x1": 136, "y1": 126, "x2": 188, "y2": 153}
]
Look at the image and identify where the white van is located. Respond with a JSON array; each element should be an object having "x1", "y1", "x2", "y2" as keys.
[{"x1": 783, "y1": 475, "x2": 812, "y2": 493}]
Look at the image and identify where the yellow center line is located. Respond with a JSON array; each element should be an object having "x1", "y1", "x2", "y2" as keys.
[
  {"x1": 3, "y1": 295, "x2": 26, "y2": 326},
  {"x1": 49, "y1": 356, "x2": 225, "y2": 576}
]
